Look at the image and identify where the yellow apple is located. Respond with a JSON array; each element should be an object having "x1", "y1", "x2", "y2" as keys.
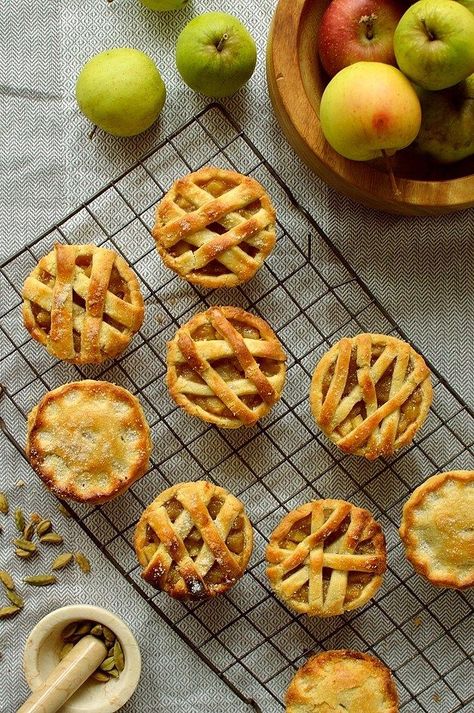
[{"x1": 319, "y1": 62, "x2": 422, "y2": 160}]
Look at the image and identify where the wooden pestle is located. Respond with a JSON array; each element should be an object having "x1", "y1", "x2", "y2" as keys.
[{"x1": 17, "y1": 635, "x2": 107, "y2": 713}]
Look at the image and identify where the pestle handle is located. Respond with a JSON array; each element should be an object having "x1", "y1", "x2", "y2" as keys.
[{"x1": 17, "y1": 635, "x2": 107, "y2": 713}]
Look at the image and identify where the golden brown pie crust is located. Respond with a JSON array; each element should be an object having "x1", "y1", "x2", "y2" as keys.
[
  {"x1": 286, "y1": 650, "x2": 399, "y2": 713},
  {"x1": 310, "y1": 333, "x2": 432, "y2": 459},
  {"x1": 266, "y1": 499, "x2": 386, "y2": 616},
  {"x1": 166, "y1": 305, "x2": 286, "y2": 428},
  {"x1": 152, "y1": 166, "x2": 276, "y2": 288},
  {"x1": 26, "y1": 380, "x2": 151, "y2": 504},
  {"x1": 134, "y1": 480, "x2": 253, "y2": 599},
  {"x1": 22, "y1": 243, "x2": 144, "y2": 364},
  {"x1": 400, "y1": 470, "x2": 474, "y2": 589}
]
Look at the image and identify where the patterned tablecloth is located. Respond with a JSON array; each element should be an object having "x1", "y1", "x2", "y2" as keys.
[{"x1": 1, "y1": 0, "x2": 473, "y2": 711}]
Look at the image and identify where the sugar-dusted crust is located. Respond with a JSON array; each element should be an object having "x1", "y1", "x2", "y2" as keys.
[
  {"x1": 167, "y1": 305, "x2": 286, "y2": 428},
  {"x1": 26, "y1": 380, "x2": 151, "y2": 504},
  {"x1": 266, "y1": 499, "x2": 386, "y2": 617},
  {"x1": 400, "y1": 470, "x2": 474, "y2": 589},
  {"x1": 286, "y1": 649, "x2": 399, "y2": 713},
  {"x1": 152, "y1": 166, "x2": 276, "y2": 288},
  {"x1": 134, "y1": 480, "x2": 253, "y2": 599},
  {"x1": 310, "y1": 333, "x2": 432, "y2": 460},
  {"x1": 22, "y1": 243, "x2": 144, "y2": 364}
]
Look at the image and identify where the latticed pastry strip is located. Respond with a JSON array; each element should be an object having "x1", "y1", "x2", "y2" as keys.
[
  {"x1": 22, "y1": 243, "x2": 144, "y2": 364},
  {"x1": 134, "y1": 481, "x2": 253, "y2": 599},
  {"x1": 167, "y1": 306, "x2": 286, "y2": 428},
  {"x1": 266, "y1": 499, "x2": 386, "y2": 616},
  {"x1": 310, "y1": 333, "x2": 432, "y2": 459},
  {"x1": 153, "y1": 166, "x2": 276, "y2": 288}
]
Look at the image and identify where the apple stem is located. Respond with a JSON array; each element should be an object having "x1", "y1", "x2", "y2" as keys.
[
  {"x1": 216, "y1": 33, "x2": 229, "y2": 52},
  {"x1": 88, "y1": 125, "x2": 98, "y2": 140},
  {"x1": 381, "y1": 149, "x2": 401, "y2": 199}
]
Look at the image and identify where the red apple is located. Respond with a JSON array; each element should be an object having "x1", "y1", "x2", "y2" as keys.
[{"x1": 318, "y1": 0, "x2": 404, "y2": 77}]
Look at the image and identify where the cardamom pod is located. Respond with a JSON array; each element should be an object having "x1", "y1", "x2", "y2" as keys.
[
  {"x1": 52, "y1": 553, "x2": 73, "y2": 570},
  {"x1": 59, "y1": 643, "x2": 74, "y2": 660},
  {"x1": 0, "y1": 605, "x2": 20, "y2": 619},
  {"x1": 23, "y1": 522, "x2": 36, "y2": 541},
  {"x1": 13, "y1": 538, "x2": 37, "y2": 553},
  {"x1": 108, "y1": 668, "x2": 120, "y2": 678},
  {"x1": 0, "y1": 570, "x2": 14, "y2": 590},
  {"x1": 0, "y1": 492, "x2": 9, "y2": 514},
  {"x1": 6, "y1": 589, "x2": 24, "y2": 608},
  {"x1": 36, "y1": 520, "x2": 52, "y2": 536},
  {"x1": 62, "y1": 622, "x2": 78, "y2": 639},
  {"x1": 74, "y1": 552, "x2": 91, "y2": 573},
  {"x1": 91, "y1": 671, "x2": 110, "y2": 683},
  {"x1": 14, "y1": 508, "x2": 25, "y2": 533},
  {"x1": 90, "y1": 624, "x2": 103, "y2": 637},
  {"x1": 100, "y1": 656, "x2": 116, "y2": 672},
  {"x1": 40, "y1": 532, "x2": 63, "y2": 545},
  {"x1": 102, "y1": 625, "x2": 115, "y2": 644},
  {"x1": 113, "y1": 639, "x2": 124, "y2": 671},
  {"x1": 23, "y1": 574, "x2": 57, "y2": 586},
  {"x1": 57, "y1": 503, "x2": 71, "y2": 518},
  {"x1": 15, "y1": 548, "x2": 32, "y2": 559},
  {"x1": 75, "y1": 622, "x2": 92, "y2": 636}
]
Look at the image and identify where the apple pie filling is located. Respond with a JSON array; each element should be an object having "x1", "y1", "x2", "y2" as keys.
[
  {"x1": 280, "y1": 512, "x2": 378, "y2": 606},
  {"x1": 322, "y1": 345, "x2": 422, "y2": 439}
]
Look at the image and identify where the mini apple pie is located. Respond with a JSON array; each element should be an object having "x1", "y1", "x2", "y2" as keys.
[
  {"x1": 286, "y1": 650, "x2": 399, "y2": 713},
  {"x1": 166, "y1": 305, "x2": 286, "y2": 428},
  {"x1": 400, "y1": 470, "x2": 474, "y2": 589},
  {"x1": 134, "y1": 480, "x2": 253, "y2": 599},
  {"x1": 152, "y1": 166, "x2": 276, "y2": 288},
  {"x1": 310, "y1": 333, "x2": 432, "y2": 459},
  {"x1": 22, "y1": 243, "x2": 144, "y2": 364},
  {"x1": 266, "y1": 499, "x2": 386, "y2": 616},
  {"x1": 26, "y1": 380, "x2": 151, "y2": 504}
]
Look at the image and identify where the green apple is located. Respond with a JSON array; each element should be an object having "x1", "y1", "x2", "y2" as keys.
[
  {"x1": 455, "y1": 0, "x2": 474, "y2": 12},
  {"x1": 319, "y1": 62, "x2": 422, "y2": 160},
  {"x1": 415, "y1": 73, "x2": 474, "y2": 161},
  {"x1": 138, "y1": 0, "x2": 187, "y2": 9},
  {"x1": 394, "y1": 0, "x2": 474, "y2": 90},
  {"x1": 175, "y1": 11, "x2": 257, "y2": 97},
  {"x1": 75, "y1": 48, "x2": 166, "y2": 137}
]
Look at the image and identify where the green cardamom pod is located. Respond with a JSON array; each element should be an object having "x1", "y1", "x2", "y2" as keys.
[
  {"x1": 6, "y1": 589, "x2": 24, "y2": 608},
  {"x1": 15, "y1": 548, "x2": 32, "y2": 559},
  {"x1": 91, "y1": 671, "x2": 110, "y2": 683},
  {"x1": 0, "y1": 492, "x2": 9, "y2": 514},
  {"x1": 74, "y1": 552, "x2": 91, "y2": 573},
  {"x1": 0, "y1": 605, "x2": 20, "y2": 619},
  {"x1": 52, "y1": 553, "x2": 73, "y2": 570},
  {"x1": 113, "y1": 639, "x2": 125, "y2": 671},
  {"x1": 36, "y1": 519, "x2": 52, "y2": 536},
  {"x1": 13, "y1": 538, "x2": 37, "y2": 553},
  {"x1": 0, "y1": 570, "x2": 14, "y2": 590},
  {"x1": 14, "y1": 508, "x2": 25, "y2": 533},
  {"x1": 23, "y1": 522, "x2": 36, "y2": 541},
  {"x1": 39, "y1": 532, "x2": 63, "y2": 545},
  {"x1": 23, "y1": 574, "x2": 57, "y2": 586},
  {"x1": 100, "y1": 656, "x2": 116, "y2": 672}
]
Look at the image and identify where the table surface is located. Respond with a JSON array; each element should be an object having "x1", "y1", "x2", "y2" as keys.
[{"x1": 1, "y1": 0, "x2": 473, "y2": 711}]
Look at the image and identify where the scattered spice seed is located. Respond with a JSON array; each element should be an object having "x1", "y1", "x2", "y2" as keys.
[
  {"x1": 14, "y1": 508, "x2": 25, "y2": 533},
  {"x1": 74, "y1": 552, "x2": 91, "y2": 573},
  {"x1": 23, "y1": 522, "x2": 36, "y2": 541},
  {"x1": 0, "y1": 605, "x2": 20, "y2": 619},
  {"x1": 13, "y1": 538, "x2": 37, "y2": 553},
  {"x1": 0, "y1": 571, "x2": 14, "y2": 590},
  {"x1": 52, "y1": 553, "x2": 73, "y2": 571},
  {"x1": 57, "y1": 503, "x2": 71, "y2": 518},
  {"x1": 15, "y1": 548, "x2": 32, "y2": 559},
  {"x1": 0, "y1": 493, "x2": 9, "y2": 515},
  {"x1": 6, "y1": 589, "x2": 24, "y2": 608},
  {"x1": 39, "y1": 532, "x2": 63, "y2": 545},
  {"x1": 36, "y1": 520, "x2": 52, "y2": 537},
  {"x1": 16, "y1": 480, "x2": 25, "y2": 488},
  {"x1": 23, "y1": 574, "x2": 57, "y2": 587}
]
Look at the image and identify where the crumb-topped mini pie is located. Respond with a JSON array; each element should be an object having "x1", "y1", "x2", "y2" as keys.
[
  {"x1": 22, "y1": 243, "x2": 144, "y2": 364},
  {"x1": 152, "y1": 166, "x2": 276, "y2": 288},
  {"x1": 400, "y1": 470, "x2": 474, "y2": 589},
  {"x1": 266, "y1": 499, "x2": 386, "y2": 616},
  {"x1": 286, "y1": 650, "x2": 399, "y2": 713},
  {"x1": 167, "y1": 306, "x2": 286, "y2": 428},
  {"x1": 134, "y1": 480, "x2": 253, "y2": 599},
  {"x1": 310, "y1": 333, "x2": 432, "y2": 459},
  {"x1": 26, "y1": 380, "x2": 151, "y2": 504}
]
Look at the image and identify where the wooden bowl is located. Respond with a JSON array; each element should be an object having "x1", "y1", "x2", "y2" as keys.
[{"x1": 266, "y1": 0, "x2": 474, "y2": 215}]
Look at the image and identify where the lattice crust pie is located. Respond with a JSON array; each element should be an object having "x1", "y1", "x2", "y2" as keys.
[
  {"x1": 134, "y1": 480, "x2": 253, "y2": 599},
  {"x1": 266, "y1": 499, "x2": 386, "y2": 616},
  {"x1": 310, "y1": 333, "x2": 432, "y2": 460},
  {"x1": 152, "y1": 166, "x2": 276, "y2": 288},
  {"x1": 286, "y1": 650, "x2": 399, "y2": 713},
  {"x1": 400, "y1": 470, "x2": 474, "y2": 589},
  {"x1": 26, "y1": 380, "x2": 151, "y2": 504},
  {"x1": 167, "y1": 306, "x2": 286, "y2": 428},
  {"x1": 22, "y1": 243, "x2": 144, "y2": 364}
]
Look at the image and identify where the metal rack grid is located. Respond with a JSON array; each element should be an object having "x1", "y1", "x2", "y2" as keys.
[{"x1": 1, "y1": 103, "x2": 473, "y2": 712}]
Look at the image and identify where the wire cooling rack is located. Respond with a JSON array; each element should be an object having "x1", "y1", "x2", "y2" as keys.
[{"x1": 1, "y1": 104, "x2": 473, "y2": 712}]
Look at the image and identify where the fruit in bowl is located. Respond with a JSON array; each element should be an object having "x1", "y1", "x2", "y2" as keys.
[
  {"x1": 394, "y1": 0, "x2": 474, "y2": 90},
  {"x1": 319, "y1": 61, "x2": 422, "y2": 161},
  {"x1": 318, "y1": 0, "x2": 404, "y2": 76},
  {"x1": 75, "y1": 48, "x2": 166, "y2": 137},
  {"x1": 175, "y1": 11, "x2": 257, "y2": 97},
  {"x1": 415, "y1": 73, "x2": 474, "y2": 162}
]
